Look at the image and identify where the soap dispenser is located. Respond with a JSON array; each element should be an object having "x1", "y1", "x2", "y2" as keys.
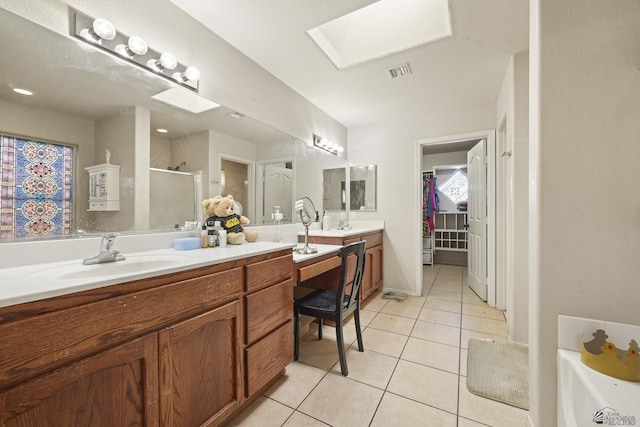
[{"x1": 322, "y1": 210, "x2": 331, "y2": 231}]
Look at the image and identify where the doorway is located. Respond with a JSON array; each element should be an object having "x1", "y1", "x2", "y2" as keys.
[
  {"x1": 219, "y1": 155, "x2": 254, "y2": 221},
  {"x1": 415, "y1": 130, "x2": 497, "y2": 307}
]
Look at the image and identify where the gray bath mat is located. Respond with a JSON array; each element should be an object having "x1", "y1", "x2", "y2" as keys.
[{"x1": 466, "y1": 338, "x2": 529, "y2": 410}]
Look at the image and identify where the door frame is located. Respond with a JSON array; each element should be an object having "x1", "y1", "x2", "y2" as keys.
[
  {"x1": 219, "y1": 153, "x2": 255, "y2": 223},
  {"x1": 414, "y1": 129, "x2": 497, "y2": 307}
]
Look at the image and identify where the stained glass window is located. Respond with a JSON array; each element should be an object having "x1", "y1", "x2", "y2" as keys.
[
  {"x1": 438, "y1": 169, "x2": 467, "y2": 204},
  {"x1": 1, "y1": 134, "x2": 73, "y2": 239}
]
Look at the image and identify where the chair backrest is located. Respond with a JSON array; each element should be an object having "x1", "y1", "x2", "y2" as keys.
[{"x1": 337, "y1": 241, "x2": 367, "y2": 313}]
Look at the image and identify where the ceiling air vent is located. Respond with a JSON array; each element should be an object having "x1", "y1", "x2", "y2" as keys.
[{"x1": 386, "y1": 63, "x2": 412, "y2": 79}]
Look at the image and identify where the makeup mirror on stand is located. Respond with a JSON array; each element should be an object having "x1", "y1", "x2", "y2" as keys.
[{"x1": 295, "y1": 197, "x2": 318, "y2": 254}]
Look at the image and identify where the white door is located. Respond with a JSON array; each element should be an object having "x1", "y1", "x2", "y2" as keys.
[
  {"x1": 263, "y1": 163, "x2": 293, "y2": 223},
  {"x1": 467, "y1": 139, "x2": 487, "y2": 300}
]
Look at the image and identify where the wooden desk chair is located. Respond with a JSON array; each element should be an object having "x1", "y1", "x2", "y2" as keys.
[{"x1": 293, "y1": 241, "x2": 366, "y2": 376}]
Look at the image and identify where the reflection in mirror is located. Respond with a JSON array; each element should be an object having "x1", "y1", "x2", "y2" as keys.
[
  {"x1": 322, "y1": 165, "x2": 377, "y2": 213},
  {"x1": 149, "y1": 168, "x2": 202, "y2": 229},
  {"x1": 220, "y1": 158, "x2": 251, "y2": 220},
  {"x1": 0, "y1": 7, "x2": 346, "y2": 242},
  {"x1": 323, "y1": 168, "x2": 347, "y2": 211},
  {"x1": 257, "y1": 159, "x2": 294, "y2": 225},
  {"x1": 350, "y1": 165, "x2": 377, "y2": 211}
]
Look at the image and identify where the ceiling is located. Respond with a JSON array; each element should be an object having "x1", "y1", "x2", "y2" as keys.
[{"x1": 169, "y1": 0, "x2": 529, "y2": 130}]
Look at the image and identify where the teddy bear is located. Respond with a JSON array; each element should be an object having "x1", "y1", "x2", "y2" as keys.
[{"x1": 202, "y1": 194, "x2": 258, "y2": 245}]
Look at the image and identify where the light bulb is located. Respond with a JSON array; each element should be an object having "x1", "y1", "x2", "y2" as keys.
[
  {"x1": 146, "y1": 52, "x2": 177, "y2": 71},
  {"x1": 115, "y1": 35, "x2": 148, "y2": 58},
  {"x1": 80, "y1": 17, "x2": 116, "y2": 44},
  {"x1": 172, "y1": 66, "x2": 200, "y2": 82},
  {"x1": 93, "y1": 18, "x2": 116, "y2": 40}
]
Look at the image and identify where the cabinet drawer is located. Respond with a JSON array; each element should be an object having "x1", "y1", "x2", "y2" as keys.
[
  {"x1": 245, "y1": 280, "x2": 293, "y2": 344},
  {"x1": 245, "y1": 254, "x2": 293, "y2": 293},
  {"x1": 245, "y1": 320, "x2": 293, "y2": 397},
  {"x1": 0, "y1": 268, "x2": 242, "y2": 389},
  {"x1": 343, "y1": 236, "x2": 361, "y2": 245},
  {"x1": 362, "y1": 232, "x2": 382, "y2": 248},
  {"x1": 297, "y1": 256, "x2": 341, "y2": 282}
]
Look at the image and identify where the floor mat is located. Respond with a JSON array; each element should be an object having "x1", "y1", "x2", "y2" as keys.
[{"x1": 466, "y1": 338, "x2": 529, "y2": 410}]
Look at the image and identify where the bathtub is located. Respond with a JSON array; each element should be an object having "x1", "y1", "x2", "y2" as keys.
[{"x1": 557, "y1": 349, "x2": 640, "y2": 427}]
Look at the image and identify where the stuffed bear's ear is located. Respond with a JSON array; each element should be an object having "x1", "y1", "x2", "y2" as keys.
[
  {"x1": 211, "y1": 195, "x2": 223, "y2": 210},
  {"x1": 225, "y1": 195, "x2": 235, "y2": 202}
]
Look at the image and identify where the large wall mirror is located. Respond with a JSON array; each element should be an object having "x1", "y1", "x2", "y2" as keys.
[
  {"x1": 323, "y1": 165, "x2": 377, "y2": 213},
  {"x1": 0, "y1": 7, "x2": 345, "y2": 242}
]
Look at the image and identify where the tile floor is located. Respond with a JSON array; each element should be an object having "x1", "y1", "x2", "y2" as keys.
[{"x1": 229, "y1": 264, "x2": 529, "y2": 427}]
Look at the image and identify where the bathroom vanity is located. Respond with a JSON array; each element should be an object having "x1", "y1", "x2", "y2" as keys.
[
  {"x1": 297, "y1": 228, "x2": 383, "y2": 300},
  {"x1": 0, "y1": 243, "x2": 293, "y2": 426}
]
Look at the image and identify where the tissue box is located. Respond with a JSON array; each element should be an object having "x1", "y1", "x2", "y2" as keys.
[{"x1": 173, "y1": 237, "x2": 201, "y2": 251}]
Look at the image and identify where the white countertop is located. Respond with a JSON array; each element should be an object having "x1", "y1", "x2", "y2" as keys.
[
  {"x1": 299, "y1": 223, "x2": 384, "y2": 238},
  {"x1": 0, "y1": 241, "x2": 294, "y2": 309},
  {"x1": 292, "y1": 243, "x2": 342, "y2": 263}
]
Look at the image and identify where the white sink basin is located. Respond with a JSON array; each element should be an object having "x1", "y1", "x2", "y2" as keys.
[{"x1": 26, "y1": 254, "x2": 188, "y2": 280}]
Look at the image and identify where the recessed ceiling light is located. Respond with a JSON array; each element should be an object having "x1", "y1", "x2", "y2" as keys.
[
  {"x1": 156, "y1": 128, "x2": 168, "y2": 133},
  {"x1": 228, "y1": 112, "x2": 244, "y2": 119},
  {"x1": 13, "y1": 87, "x2": 34, "y2": 96}
]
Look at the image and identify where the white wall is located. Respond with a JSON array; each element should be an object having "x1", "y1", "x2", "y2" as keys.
[
  {"x1": 530, "y1": 2, "x2": 640, "y2": 426},
  {"x1": 349, "y1": 103, "x2": 496, "y2": 294},
  {"x1": 512, "y1": 52, "x2": 529, "y2": 346},
  {"x1": 94, "y1": 111, "x2": 136, "y2": 231},
  {"x1": 422, "y1": 151, "x2": 467, "y2": 172},
  {"x1": 496, "y1": 52, "x2": 530, "y2": 346}
]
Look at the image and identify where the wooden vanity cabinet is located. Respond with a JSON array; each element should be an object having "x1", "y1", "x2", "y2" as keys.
[
  {"x1": 243, "y1": 254, "x2": 294, "y2": 398},
  {"x1": 0, "y1": 333, "x2": 159, "y2": 426},
  {"x1": 301, "y1": 230, "x2": 383, "y2": 300},
  {"x1": 159, "y1": 301, "x2": 242, "y2": 427},
  {"x1": 0, "y1": 249, "x2": 294, "y2": 427}
]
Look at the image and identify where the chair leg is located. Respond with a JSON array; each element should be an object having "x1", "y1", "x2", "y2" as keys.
[
  {"x1": 354, "y1": 308, "x2": 364, "y2": 352},
  {"x1": 317, "y1": 318, "x2": 323, "y2": 340},
  {"x1": 335, "y1": 319, "x2": 348, "y2": 376},
  {"x1": 294, "y1": 306, "x2": 300, "y2": 360}
]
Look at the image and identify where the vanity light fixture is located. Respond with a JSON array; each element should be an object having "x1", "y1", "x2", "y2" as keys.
[
  {"x1": 72, "y1": 9, "x2": 201, "y2": 91},
  {"x1": 114, "y1": 35, "x2": 148, "y2": 58},
  {"x1": 156, "y1": 128, "x2": 168, "y2": 133},
  {"x1": 79, "y1": 17, "x2": 116, "y2": 44},
  {"x1": 172, "y1": 66, "x2": 200, "y2": 83},
  {"x1": 313, "y1": 133, "x2": 343, "y2": 156}
]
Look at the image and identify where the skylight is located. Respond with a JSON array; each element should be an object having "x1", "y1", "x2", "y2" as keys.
[{"x1": 307, "y1": 0, "x2": 451, "y2": 69}]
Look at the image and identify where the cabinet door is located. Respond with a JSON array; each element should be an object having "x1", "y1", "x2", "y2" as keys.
[
  {"x1": 159, "y1": 301, "x2": 242, "y2": 427},
  {"x1": 362, "y1": 245, "x2": 383, "y2": 300},
  {"x1": 0, "y1": 334, "x2": 159, "y2": 427},
  {"x1": 245, "y1": 320, "x2": 293, "y2": 398}
]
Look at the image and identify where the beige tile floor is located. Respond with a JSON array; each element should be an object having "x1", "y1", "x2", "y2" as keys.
[{"x1": 228, "y1": 264, "x2": 529, "y2": 427}]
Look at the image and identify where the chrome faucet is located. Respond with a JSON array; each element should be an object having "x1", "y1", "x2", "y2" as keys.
[
  {"x1": 337, "y1": 219, "x2": 349, "y2": 230},
  {"x1": 82, "y1": 233, "x2": 126, "y2": 265}
]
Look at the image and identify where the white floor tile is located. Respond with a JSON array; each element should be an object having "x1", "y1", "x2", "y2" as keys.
[{"x1": 231, "y1": 264, "x2": 527, "y2": 427}]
